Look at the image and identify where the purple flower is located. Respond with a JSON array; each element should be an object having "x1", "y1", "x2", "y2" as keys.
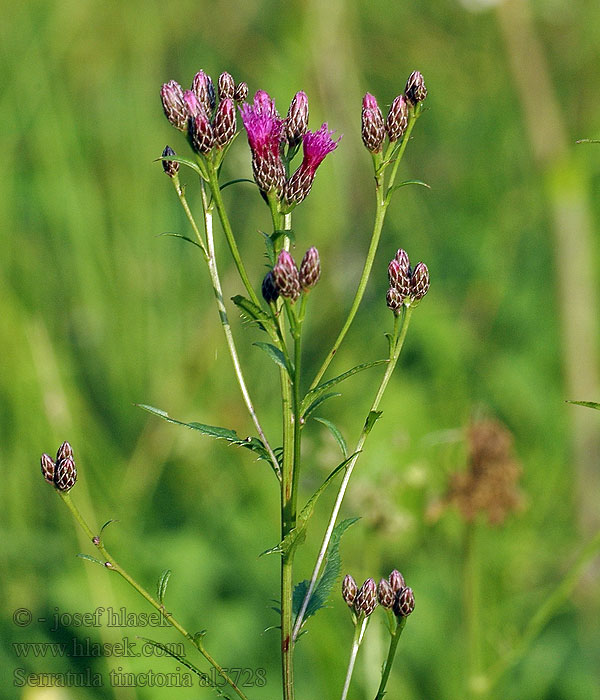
[
  {"x1": 284, "y1": 124, "x2": 341, "y2": 205},
  {"x1": 240, "y1": 91, "x2": 286, "y2": 193}
]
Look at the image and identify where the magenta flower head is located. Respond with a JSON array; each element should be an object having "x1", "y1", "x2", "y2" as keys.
[
  {"x1": 284, "y1": 123, "x2": 340, "y2": 206},
  {"x1": 240, "y1": 91, "x2": 286, "y2": 194}
]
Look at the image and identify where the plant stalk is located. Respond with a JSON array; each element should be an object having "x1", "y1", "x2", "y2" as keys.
[
  {"x1": 340, "y1": 616, "x2": 369, "y2": 700},
  {"x1": 374, "y1": 617, "x2": 408, "y2": 700}
]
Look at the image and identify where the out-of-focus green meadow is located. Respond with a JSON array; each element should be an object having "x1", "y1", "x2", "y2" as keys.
[{"x1": 2, "y1": 0, "x2": 600, "y2": 698}]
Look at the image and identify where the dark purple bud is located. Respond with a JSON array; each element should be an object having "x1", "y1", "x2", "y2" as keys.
[
  {"x1": 388, "y1": 569, "x2": 406, "y2": 593},
  {"x1": 272, "y1": 250, "x2": 301, "y2": 303},
  {"x1": 54, "y1": 456, "x2": 77, "y2": 492},
  {"x1": 213, "y1": 98, "x2": 237, "y2": 148},
  {"x1": 299, "y1": 247, "x2": 321, "y2": 289},
  {"x1": 261, "y1": 270, "x2": 279, "y2": 304},
  {"x1": 285, "y1": 91, "x2": 309, "y2": 147},
  {"x1": 404, "y1": 71, "x2": 427, "y2": 106},
  {"x1": 234, "y1": 81, "x2": 249, "y2": 103},
  {"x1": 410, "y1": 262, "x2": 430, "y2": 301},
  {"x1": 386, "y1": 94, "x2": 409, "y2": 142},
  {"x1": 342, "y1": 574, "x2": 358, "y2": 607},
  {"x1": 355, "y1": 578, "x2": 378, "y2": 617},
  {"x1": 386, "y1": 287, "x2": 403, "y2": 313},
  {"x1": 377, "y1": 578, "x2": 395, "y2": 609},
  {"x1": 192, "y1": 70, "x2": 216, "y2": 113},
  {"x1": 41, "y1": 453, "x2": 55, "y2": 484},
  {"x1": 218, "y1": 72, "x2": 235, "y2": 100},
  {"x1": 160, "y1": 80, "x2": 187, "y2": 131},
  {"x1": 394, "y1": 586, "x2": 415, "y2": 617},
  {"x1": 161, "y1": 146, "x2": 179, "y2": 178},
  {"x1": 56, "y1": 441, "x2": 73, "y2": 463},
  {"x1": 388, "y1": 259, "x2": 411, "y2": 299},
  {"x1": 189, "y1": 110, "x2": 214, "y2": 154},
  {"x1": 361, "y1": 93, "x2": 385, "y2": 153}
]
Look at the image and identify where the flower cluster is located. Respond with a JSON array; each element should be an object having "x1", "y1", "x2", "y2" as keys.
[
  {"x1": 241, "y1": 90, "x2": 340, "y2": 202},
  {"x1": 40, "y1": 441, "x2": 77, "y2": 492},
  {"x1": 361, "y1": 70, "x2": 427, "y2": 154},
  {"x1": 263, "y1": 247, "x2": 321, "y2": 304},
  {"x1": 386, "y1": 248, "x2": 430, "y2": 312},
  {"x1": 160, "y1": 70, "x2": 247, "y2": 160},
  {"x1": 342, "y1": 569, "x2": 415, "y2": 620}
]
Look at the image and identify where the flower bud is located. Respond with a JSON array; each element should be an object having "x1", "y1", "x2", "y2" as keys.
[
  {"x1": 183, "y1": 90, "x2": 202, "y2": 119},
  {"x1": 377, "y1": 578, "x2": 395, "y2": 609},
  {"x1": 386, "y1": 94, "x2": 409, "y2": 142},
  {"x1": 386, "y1": 287, "x2": 403, "y2": 312},
  {"x1": 161, "y1": 146, "x2": 179, "y2": 178},
  {"x1": 189, "y1": 111, "x2": 214, "y2": 154},
  {"x1": 355, "y1": 578, "x2": 378, "y2": 617},
  {"x1": 160, "y1": 80, "x2": 187, "y2": 131},
  {"x1": 388, "y1": 259, "x2": 410, "y2": 298},
  {"x1": 342, "y1": 574, "x2": 358, "y2": 607},
  {"x1": 285, "y1": 91, "x2": 309, "y2": 147},
  {"x1": 213, "y1": 98, "x2": 237, "y2": 148},
  {"x1": 272, "y1": 251, "x2": 301, "y2": 303},
  {"x1": 234, "y1": 81, "x2": 249, "y2": 103},
  {"x1": 40, "y1": 454, "x2": 55, "y2": 484},
  {"x1": 218, "y1": 71, "x2": 235, "y2": 100},
  {"x1": 361, "y1": 93, "x2": 385, "y2": 153},
  {"x1": 261, "y1": 270, "x2": 279, "y2": 304},
  {"x1": 56, "y1": 441, "x2": 73, "y2": 463},
  {"x1": 395, "y1": 249, "x2": 411, "y2": 276},
  {"x1": 299, "y1": 247, "x2": 320, "y2": 289},
  {"x1": 394, "y1": 586, "x2": 415, "y2": 617},
  {"x1": 192, "y1": 70, "x2": 216, "y2": 114},
  {"x1": 404, "y1": 71, "x2": 427, "y2": 106},
  {"x1": 54, "y1": 456, "x2": 77, "y2": 492},
  {"x1": 410, "y1": 262, "x2": 430, "y2": 301},
  {"x1": 388, "y1": 569, "x2": 406, "y2": 593}
]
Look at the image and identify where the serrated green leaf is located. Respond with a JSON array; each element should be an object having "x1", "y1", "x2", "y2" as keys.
[
  {"x1": 137, "y1": 637, "x2": 228, "y2": 697},
  {"x1": 219, "y1": 178, "x2": 255, "y2": 191},
  {"x1": 263, "y1": 455, "x2": 355, "y2": 558},
  {"x1": 302, "y1": 392, "x2": 341, "y2": 421},
  {"x1": 231, "y1": 295, "x2": 271, "y2": 332},
  {"x1": 254, "y1": 342, "x2": 292, "y2": 374},
  {"x1": 158, "y1": 232, "x2": 203, "y2": 249},
  {"x1": 293, "y1": 517, "x2": 359, "y2": 624},
  {"x1": 301, "y1": 360, "x2": 387, "y2": 416},
  {"x1": 567, "y1": 400, "x2": 600, "y2": 410},
  {"x1": 157, "y1": 569, "x2": 172, "y2": 605},
  {"x1": 313, "y1": 417, "x2": 347, "y2": 456},
  {"x1": 77, "y1": 553, "x2": 104, "y2": 567},
  {"x1": 136, "y1": 404, "x2": 273, "y2": 465},
  {"x1": 364, "y1": 410, "x2": 383, "y2": 435}
]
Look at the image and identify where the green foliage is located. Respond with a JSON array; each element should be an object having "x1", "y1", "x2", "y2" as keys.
[{"x1": 157, "y1": 568, "x2": 172, "y2": 605}]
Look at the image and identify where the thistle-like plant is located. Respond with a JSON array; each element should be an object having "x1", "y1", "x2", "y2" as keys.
[{"x1": 41, "y1": 67, "x2": 432, "y2": 700}]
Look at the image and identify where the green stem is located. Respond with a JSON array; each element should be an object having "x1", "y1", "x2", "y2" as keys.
[
  {"x1": 59, "y1": 492, "x2": 251, "y2": 700},
  {"x1": 205, "y1": 162, "x2": 262, "y2": 308},
  {"x1": 309, "y1": 168, "x2": 387, "y2": 391},
  {"x1": 293, "y1": 308, "x2": 413, "y2": 640},
  {"x1": 174, "y1": 179, "x2": 281, "y2": 479},
  {"x1": 384, "y1": 109, "x2": 420, "y2": 202},
  {"x1": 340, "y1": 616, "x2": 369, "y2": 700},
  {"x1": 374, "y1": 617, "x2": 407, "y2": 700}
]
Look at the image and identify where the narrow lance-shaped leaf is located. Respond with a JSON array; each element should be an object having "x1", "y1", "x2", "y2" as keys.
[
  {"x1": 157, "y1": 569, "x2": 172, "y2": 605},
  {"x1": 302, "y1": 392, "x2": 341, "y2": 421},
  {"x1": 567, "y1": 400, "x2": 600, "y2": 411},
  {"x1": 137, "y1": 404, "x2": 273, "y2": 465},
  {"x1": 293, "y1": 517, "x2": 359, "y2": 625},
  {"x1": 158, "y1": 232, "x2": 204, "y2": 249},
  {"x1": 313, "y1": 417, "x2": 347, "y2": 456},
  {"x1": 364, "y1": 410, "x2": 383, "y2": 436},
  {"x1": 261, "y1": 455, "x2": 356, "y2": 558},
  {"x1": 254, "y1": 342, "x2": 292, "y2": 375},
  {"x1": 301, "y1": 360, "x2": 387, "y2": 416},
  {"x1": 231, "y1": 295, "x2": 271, "y2": 332},
  {"x1": 77, "y1": 553, "x2": 105, "y2": 567}
]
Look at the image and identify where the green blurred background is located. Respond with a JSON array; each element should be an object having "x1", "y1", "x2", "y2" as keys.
[{"x1": 2, "y1": 0, "x2": 600, "y2": 698}]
